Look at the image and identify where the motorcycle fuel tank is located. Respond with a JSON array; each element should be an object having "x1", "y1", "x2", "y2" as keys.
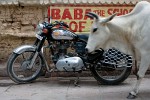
[
  {"x1": 52, "y1": 29, "x2": 77, "y2": 40},
  {"x1": 56, "y1": 57, "x2": 84, "y2": 71}
]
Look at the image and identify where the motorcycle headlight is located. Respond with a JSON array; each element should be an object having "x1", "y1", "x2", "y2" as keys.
[{"x1": 35, "y1": 24, "x2": 44, "y2": 34}]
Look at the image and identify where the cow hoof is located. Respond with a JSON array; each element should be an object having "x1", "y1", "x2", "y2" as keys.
[{"x1": 127, "y1": 93, "x2": 137, "y2": 99}]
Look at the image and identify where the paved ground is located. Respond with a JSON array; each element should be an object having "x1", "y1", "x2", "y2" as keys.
[{"x1": 0, "y1": 76, "x2": 150, "y2": 100}]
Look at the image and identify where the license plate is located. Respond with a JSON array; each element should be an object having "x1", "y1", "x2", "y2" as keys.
[{"x1": 36, "y1": 34, "x2": 43, "y2": 40}]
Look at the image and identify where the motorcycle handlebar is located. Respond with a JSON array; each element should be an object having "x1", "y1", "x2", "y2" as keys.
[
  {"x1": 46, "y1": 21, "x2": 69, "y2": 29},
  {"x1": 54, "y1": 21, "x2": 69, "y2": 28}
]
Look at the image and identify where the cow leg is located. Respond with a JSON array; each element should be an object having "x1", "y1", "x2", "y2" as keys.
[
  {"x1": 127, "y1": 77, "x2": 142, "y2": 99},
  {"x1": 127, "y1": 54, "x2": 150, "y2": 99},
  {"x1": 133, "y1": 60, "x2": 138, "y2": 76}
]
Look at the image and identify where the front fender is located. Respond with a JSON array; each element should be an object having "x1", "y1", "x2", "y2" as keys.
[{"x1": 13, "y1": 45, "x2": 36, "y2": 54}]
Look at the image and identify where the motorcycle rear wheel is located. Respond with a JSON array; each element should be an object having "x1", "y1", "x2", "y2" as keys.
[
  {"x1": 90, "y1": 65, "x2": 132, "y2": 85},
  {"x1": 7, "y1": 51, "x2": 44, "y2": 84}
]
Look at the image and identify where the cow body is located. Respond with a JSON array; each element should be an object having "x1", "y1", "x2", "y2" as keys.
[{"x1": 86, "y1": 1, "x2": 150, "y2": 99}]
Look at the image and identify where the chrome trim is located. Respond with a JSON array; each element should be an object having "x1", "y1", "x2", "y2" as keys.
[
  {"x1": 28, "y1": 51, "x2": 39, "y2": 69},
  {"x1": 13, "y1": 45, "x2": 36, "y2": 54}
]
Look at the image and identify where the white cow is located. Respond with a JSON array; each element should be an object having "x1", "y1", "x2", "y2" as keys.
[{"x1": 86, "y1": 1, "x2": 150, "y2": 99}]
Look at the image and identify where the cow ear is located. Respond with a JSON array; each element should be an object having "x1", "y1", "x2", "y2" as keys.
[{"x1": 100, "y1": 13, "x2": 118, "y2": 23}]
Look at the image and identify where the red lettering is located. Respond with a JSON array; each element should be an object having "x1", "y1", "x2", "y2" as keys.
[
  {"x1": 62, "y1": 9, "x2": 72, "y2": 20},
  {"x1": 74, "y1": 9, "x2": 83, "y2": 20},
  {"x1": 107, "y1": 9, "x2": 113, "y2": 15},
  {"x1": 51, "y1": 9, "x2": 61, "y2": 19},
  {"x1": 113, "y1": 9, "x2": 119, "y2": 14},
  {"x1": 108, "y1": 8, "x2": 133, "y2": 16},
  {"x1": 79, "y1": 21, "x2": 86, "y2": 32},
  {"x1": 123, "y1": 9, "x2": 129, "y2": 15},
  {"x1": 101, "y1": 10, "x2": 105, "y2": 17},
  {"x1": 130, "y1": 9, "x2": 133, "y2": 12},
  {"x1": 69, "y1": 21, "x2": 78, "y2": 32},
  {"x1": 93, "y1": 10, "x2": 105, "y2": 17}
]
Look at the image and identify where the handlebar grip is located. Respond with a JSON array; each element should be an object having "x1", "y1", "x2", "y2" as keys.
[{"x1": 62, "y1": 23, "x2": 69, "y2": 28}]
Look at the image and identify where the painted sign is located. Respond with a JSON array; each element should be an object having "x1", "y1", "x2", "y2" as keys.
[{"x1": 48, "y1": 6, "x2": 133, "y2": 33}]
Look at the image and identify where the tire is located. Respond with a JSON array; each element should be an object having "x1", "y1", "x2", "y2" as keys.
[
  {"x1": 90, "y1": 65, "x2": 132, "y2": 85},
  {"x1": 7, "y1": 50, "x2": 44, "y2": 84}
]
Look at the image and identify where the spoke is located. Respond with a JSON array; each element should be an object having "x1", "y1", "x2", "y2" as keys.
[
  {"x1": 12, "y1": 51, "x2": 42, "y2": 81},
  {"x1": 21, "y1": 53, "x2": 26, "y2": 60},
  {"x1": 96, "y1": 65, "x2": 126, "y2": 80}
]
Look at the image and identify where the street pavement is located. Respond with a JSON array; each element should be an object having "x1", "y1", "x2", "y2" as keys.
[{"x1": 0, "y1": 76, "x2": 150, "y2": 100}]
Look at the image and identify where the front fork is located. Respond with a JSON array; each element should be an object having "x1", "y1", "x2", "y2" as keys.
[
  {"x1": 28, "y1": 51, "x2": 39, "y2": 69},
  {"x1": 29, "y1": 36, "x2": 53, "y2": 72},
  {"x1": 28, "y1": 36, "x2": 46, "y2": 69}
]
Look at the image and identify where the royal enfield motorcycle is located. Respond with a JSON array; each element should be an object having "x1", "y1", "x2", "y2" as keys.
[{"x1": 7, "y1": 20, "x2": 133, "y2": 85}]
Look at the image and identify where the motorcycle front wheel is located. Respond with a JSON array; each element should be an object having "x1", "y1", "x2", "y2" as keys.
[
  {"x1": 90, "y1": 65, "x2": 132, "y2": 85},
  {"x1": 7, "y1": 50, "x2": 44, "y2": 84}
]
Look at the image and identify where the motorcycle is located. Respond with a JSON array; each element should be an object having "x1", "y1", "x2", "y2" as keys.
[{"x1": 7, "y1": 18, "x2": 133, "y2": 85}]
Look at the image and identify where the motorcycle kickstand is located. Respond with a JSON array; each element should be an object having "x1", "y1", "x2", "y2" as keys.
[{"x1": 74, "y1": 73, "x2": 80, "y2": 87}]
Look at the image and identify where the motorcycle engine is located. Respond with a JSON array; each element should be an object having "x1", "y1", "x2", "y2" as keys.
[
  {"x1": 51, "y1": 41, "x2": 86, "y2": 72},
  {"x1": 56, "y1": 57, "x2": 84, "y2": 71}
]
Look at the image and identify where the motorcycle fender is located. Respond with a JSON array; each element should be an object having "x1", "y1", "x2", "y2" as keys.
[{"x1": 13, "y1": 45, "x2": 36, "y2": 54}]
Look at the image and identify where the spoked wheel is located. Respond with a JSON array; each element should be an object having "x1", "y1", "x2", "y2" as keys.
[
  {"x1": 90, "y1": 65, "x2": 132, "y2": 85},
  {"x1": 7, "y1": 50, "x2": 44, "y2": 84}
]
